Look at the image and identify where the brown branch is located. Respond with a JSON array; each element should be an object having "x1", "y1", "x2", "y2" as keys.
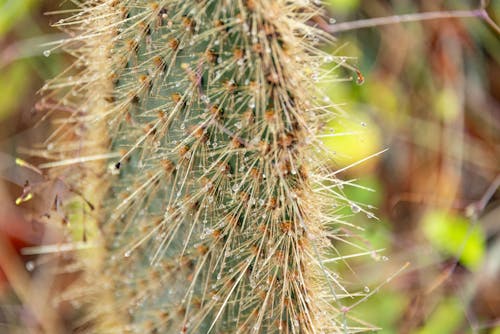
[
  {"x1": 327, "y1": 9, "x2": 483, "y2": 33},
  {"x1": 322, "y1": 1, "x2": 500, "y2": 35}
]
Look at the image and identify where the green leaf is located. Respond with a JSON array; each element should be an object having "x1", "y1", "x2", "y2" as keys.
[
  {"x1": 0, "y1": 0, "x2": 38, "y2": 35},
  {"x1": 434, "y1": 88, "x2": 460, "y2": 121},
  {"x1": 422, "y1": 210, "x2": 485, "y2": 271},
  {"x1": 325, "y1": 0, "x2": 361, "y2": 13},
  {"x1": 321, "y1": 115, "x2": 382, "y2": 173},
  {"x1": 353, "y1": 291, "x2": 407, "y2": 334},
  {"x1": 0, "y1": 61, "x2": 29, "y2": 122},
  {"x1": 415, "y1": 298, "x2": 462, "y2": 334}
]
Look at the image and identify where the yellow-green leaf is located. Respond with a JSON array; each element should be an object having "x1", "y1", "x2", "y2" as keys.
[{"x1": 422, "y1": 210, "x2": 485, "y2": 271}]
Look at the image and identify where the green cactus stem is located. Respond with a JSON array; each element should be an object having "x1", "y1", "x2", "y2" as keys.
[{"x1": 39, "y1": 1, "x2": 362, "y2": 333}]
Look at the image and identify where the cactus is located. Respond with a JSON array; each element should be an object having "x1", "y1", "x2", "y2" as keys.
[{"x1": 38, "y1": 0, "x2": 360, "y2": 333}]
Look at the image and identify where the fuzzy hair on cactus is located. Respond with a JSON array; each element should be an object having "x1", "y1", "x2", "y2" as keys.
[{"x1": 36, "y1": 0, "x2": 365, "y2": 333}]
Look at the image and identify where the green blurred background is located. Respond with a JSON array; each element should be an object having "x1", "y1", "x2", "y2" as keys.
[{"x1": 0, "y1": 0, "x2": 499, "y2": 333}]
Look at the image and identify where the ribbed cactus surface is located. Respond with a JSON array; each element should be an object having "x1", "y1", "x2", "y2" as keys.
[{"x1": 43, "y1": 1, "x2": 357, "y2": 333}]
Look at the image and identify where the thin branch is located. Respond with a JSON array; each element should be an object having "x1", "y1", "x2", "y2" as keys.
[
  {"x1": 324, "y1": 6, "x2": 500, "y2": 35},
  {"x1": 479, "y1": 8, "x2": 500, "y2": 34},
  {"x1": 327, "y1": 9, "x2": 483, "y2": 33}
]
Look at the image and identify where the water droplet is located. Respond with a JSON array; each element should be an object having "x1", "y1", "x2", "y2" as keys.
[
  {"x1": 363, "y1": 286, "x2": 370, "y2": 293},
  {"x1": 108, "y1": 162, "x2": 120, "y2": 175},
  {"x1": 329, "y1": 18, "x2": 337, "y2": 24},
  {"x1": 43, "y1": 50, "x2": 51, "y2": 57},
  {"x1": 311, "y1": 72, "x2": 319, "y2": 82},
  {"x1": 124, "y1": 251, "x2": 131, "y2": 258},
  {"x1": 350, "y1": 203, "x2": 361, "y2": 213},
  {"x1": 25, "y1": 261, "x2": 35, "y2": 271},
  {"x1": 324, "y1": 55, "x2": 333, "y2": 63},
  {"x1": 381, "y1": 256, "x2": 389, "y2": 261}
]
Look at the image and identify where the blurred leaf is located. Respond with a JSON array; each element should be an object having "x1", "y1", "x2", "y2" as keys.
[
  {"x1": 336, "y1": 177, "x2": 390, "y2": 250},
  {"x1": 434, "y1": 88, "x2": 460, "y2": 121},
  {"x1": 326, "y1": 0, "x2": 361, "y2": 13},
  {"x1": 415, "y1": 298, "x2": 462, "y2": 334},
  {"x1": 321, "y1": 115, "x2": 382, "y2": 173},
  {"x1": 422, "y1": 210, "x2": 485, "y2": 271},
  {"x1": 0, "y1": 0, "x2": 38, "y2": 35},
  {"x1": 343, "y1": 176, "x2": 382, "y2": 208},
  {"x1": 363, "y1": 80, "x2": 403, "y2": 127},
  {"x1": 363, "y1": 220, "x2": 392, "y2": 250},
  {"x1": 354, "y1": 291, "x2": 407, "y2": 334},
  {"x1": 0, "y1": 61, "x2": 29, "y2": 122}
]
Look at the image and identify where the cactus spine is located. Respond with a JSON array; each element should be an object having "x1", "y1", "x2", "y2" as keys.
[{"x1": 43, "y1": 0, "x2": 355, "y2": 333}]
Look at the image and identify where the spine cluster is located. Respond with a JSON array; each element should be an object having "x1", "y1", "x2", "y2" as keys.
[{"x1": 42, "y1": 1, "x2": 358, "y2": 333}]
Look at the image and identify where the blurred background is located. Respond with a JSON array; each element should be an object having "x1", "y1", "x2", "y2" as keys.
[{"x1": 0, "y1": 0, "x2": 499, "y2": 333}]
